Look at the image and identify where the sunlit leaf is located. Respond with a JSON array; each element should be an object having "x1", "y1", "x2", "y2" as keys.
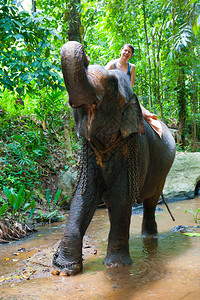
[
  {"x1": 192, "y1": 23, "x2": 198, "y2": 36},
  {"x1": 183, "y1": 232, "x2": 200, "y2": 237}
]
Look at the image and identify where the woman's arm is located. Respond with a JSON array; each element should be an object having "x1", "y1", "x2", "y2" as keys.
[
  {"x1": 130, "y1": 64, "x2": 136, "y2": 87},
  {"x1": 105, "y1": 60, "x2": 115, "y2": 70}
]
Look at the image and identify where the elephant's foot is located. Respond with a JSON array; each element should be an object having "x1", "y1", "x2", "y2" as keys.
[
  {"x1": 103, "y1": 250, "x2": 132, "y2": 268},
  {"x1": 51, "y1": 262, "x2": 82, "y2": 276},
  {"x1": 142, "y1": 221, "x2": 158, "y2": 236},
  {"x1": 51, "y1": 247, "x2": 83, "y2": 276}
]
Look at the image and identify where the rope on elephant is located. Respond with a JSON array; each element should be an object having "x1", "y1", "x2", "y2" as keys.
[
  {"x1": 72, "y1": 138, "x2": 88, "y2": 197},
  {"x1": 89, "y1": 134, "x2": 122, "y2": 168},
  {"x1": 128, "y1": 134, "x2": 140, "y2": 205}
]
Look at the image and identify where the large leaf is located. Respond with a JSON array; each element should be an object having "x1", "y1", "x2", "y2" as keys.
[
  {"x1": 8, "y1": 194, "x2": 16, "y2": 208},
  {"x1": 14, "y1": 188, "x2": 25, "y2": 210},
  {"x1": 54, "y1": 189, "x2": 61, "y2": 205},
  {"x1": 22, "y1": 202, "x2": 32, "y2": 213},
  {"x1": 0, "y1": 203, "x2": 8, "y2": 217},
  {"x1": 3, "y1": 186, "x2": 13, "y2": 199}
]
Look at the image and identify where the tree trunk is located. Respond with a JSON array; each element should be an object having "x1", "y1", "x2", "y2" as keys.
[
  {"x1": 192, "y1": 71, "x2": 197, "y2": 148},
  {"x1": 68, "y1": 0, "x2": 82, "y2": 42},
  {"x1": 171, "y1": 0, "x2": 175, "y2": 37},
  {"x1": 32, "y1": 0, "x2": 36, "y2": 12},
  {"x1": 158, "y1": 60, "x2": 164, "y2": 122},
  {"x1": 136, "y1": 29, "x2": 147, "y2": 106},
  {"x1": 151, "y1": 32, "x2": 157, "y2": 105},
  {"x1": 177, "y1": 60, "x2": 187, "y2": 149},
  {"x1": 142, "y1": 0, "x2": 152, "y2": 109},
  {"x1": 156, "y1": 34, "x2": 165, "y2": 121}
]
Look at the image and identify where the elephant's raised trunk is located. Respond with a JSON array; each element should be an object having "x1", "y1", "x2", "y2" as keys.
[{"x1": 61, "y1": 41, "x2": 97, "y2": 107}]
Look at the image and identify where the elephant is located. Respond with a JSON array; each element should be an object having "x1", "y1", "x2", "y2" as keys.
[{"x1": 51, "y1": 41, "x2": 176, "y2": 276}]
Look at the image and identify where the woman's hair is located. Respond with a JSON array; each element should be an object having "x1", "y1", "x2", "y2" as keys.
[{"x1": 121, "y1": 44, "x2": 134, "y2": 54}]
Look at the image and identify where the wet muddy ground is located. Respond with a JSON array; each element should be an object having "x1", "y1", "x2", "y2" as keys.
[{"x1": 0, "y1": 198, "x2": 200, "y2": 299}]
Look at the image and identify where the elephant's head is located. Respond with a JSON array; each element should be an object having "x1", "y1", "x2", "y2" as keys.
[{"x1": 61, "y1": 41, "x2": 144, "y2": 150}]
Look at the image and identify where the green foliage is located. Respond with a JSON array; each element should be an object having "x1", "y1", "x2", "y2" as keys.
[
  {"x1": 0, "y1": 115, "x2": 49, "y2": 191},
  {"x1": 0, "y1": 186, "x2": 35, "y2": 223},
  {"x1": 34, "y1": 90, "x2": 68, "y2": 135},
  {"x1": 185, "y1": 208, "x2": 200, "y2": 223},
  {"x1": 0, "y1": 83, "x2": 80, "y2": 193},
  {"x1": 0, "y1": 202, "x2": 9, "y2": 218},
  {"x1": 36, "y1": 189, "x2": 65, "y2": 224},
  {"x1": 36, "y1": 0, "x2": 68, "y2": 43},
  {"x1": 44, "y1": 188, "x2": 61, "y2": 212},
  {"x1": 0, "y1": 0, "x2": 63, "y2": 95}
]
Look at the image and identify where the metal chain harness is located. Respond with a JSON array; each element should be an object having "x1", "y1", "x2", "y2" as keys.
[
  {"x1": 72, "y1": 138, "x2": 88, "y2": 197},
  {"x1": 128, "y1": 134, "x2": 140, "y2": 205},
  {"x1": 72, "y1": 134, "x2": 140, "y2": 205}
]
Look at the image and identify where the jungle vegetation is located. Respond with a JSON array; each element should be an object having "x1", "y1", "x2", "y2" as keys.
[{"x1": 0, "y1": 0, "x2": 200, "y2": 234}]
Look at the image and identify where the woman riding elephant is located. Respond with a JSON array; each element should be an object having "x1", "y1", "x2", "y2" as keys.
[{"x1": 105, "y1": 44, "x2": 163, "y2": 138}]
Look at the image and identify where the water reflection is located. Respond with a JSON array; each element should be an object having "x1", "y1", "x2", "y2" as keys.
[
  {"x1": 103, "y1": 231, "x2": 191, "y2": 299},
  {"x1": 142, "y1": 236, "x2": 158, "y2": 255}
]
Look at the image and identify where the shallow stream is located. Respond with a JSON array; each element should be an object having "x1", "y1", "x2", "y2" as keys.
[{"x1": 0, "y1": 198, "x2": 200, "y2": 299}]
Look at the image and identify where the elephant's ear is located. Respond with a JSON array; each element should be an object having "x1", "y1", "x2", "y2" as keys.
[{"x1": 120, "y1": 94, "x2": 145, "y2": 137}]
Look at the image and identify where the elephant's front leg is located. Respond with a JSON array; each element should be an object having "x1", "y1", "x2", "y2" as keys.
[
  {"x1": 104, "y1": 166, "x2": 132, "y2": 267},
  {"x1": 52, "y1": 154, "x2": 103, "y2": 276}
]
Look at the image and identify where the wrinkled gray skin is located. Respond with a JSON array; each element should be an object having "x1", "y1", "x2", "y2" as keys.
[{"x1": 52, "y1": 41, "x2": 176, "y2": 276}]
